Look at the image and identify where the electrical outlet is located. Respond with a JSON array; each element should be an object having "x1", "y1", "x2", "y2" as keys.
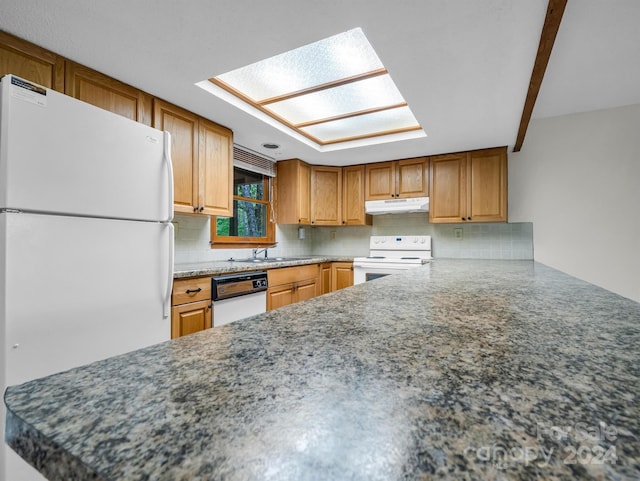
[
  {"x1": 330, "y1": 231, "x2": 337, "y2": 240},
  {"x1": 454, "y1": 227, "x2": 463, "y2": 240}
]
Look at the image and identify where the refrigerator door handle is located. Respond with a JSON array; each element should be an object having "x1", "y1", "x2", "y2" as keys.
[
  {"x1": 163, "y1": 131, "x2": 174, "y2": 222},
  {"x1": 163, "y1": 222, "x2": 174, "y2": 318}
]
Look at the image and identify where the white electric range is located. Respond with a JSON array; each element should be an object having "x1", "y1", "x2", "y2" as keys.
[{"x1": 353, "y1": 235, "x2": 432, "y2": 284}]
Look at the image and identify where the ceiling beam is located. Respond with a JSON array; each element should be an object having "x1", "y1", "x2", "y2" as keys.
[{"x1": 513, "y1": 0, "x2": 568, "y2": 152}]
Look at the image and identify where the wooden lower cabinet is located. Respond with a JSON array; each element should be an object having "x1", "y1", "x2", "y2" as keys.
[
  {"x1": 266, "y1": 264, "x2": 319, "y2": 311},
  {"x1": 331, "y1": 262, "x2": 354, "y2": 291},
  {"x1": 171, "y1": 277, "x2": 212, "y2": 338},
  {"x1": 320, "y1": 263, "x2": 332, "y2": 295},
  {"x1": 296, "y1": 278, "x2": 318, "y2": 302},
  {"x1": 171, "y1": 300, "x2": 212, "y2": 338}
]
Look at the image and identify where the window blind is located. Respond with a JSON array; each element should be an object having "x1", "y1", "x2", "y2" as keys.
[{"x1": 233, "y1": 145, "x2": 276, "y2": 177}]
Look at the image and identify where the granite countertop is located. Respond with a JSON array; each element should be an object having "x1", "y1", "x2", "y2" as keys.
[
  {"x1": 5, "y1": 260, "x2": 640, "y2": 480},
  {"x1": 174, "y1": 256, "x2": 355, "y2": 278}
]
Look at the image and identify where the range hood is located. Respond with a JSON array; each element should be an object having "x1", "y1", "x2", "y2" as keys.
[{"x1": 365, "y1": 196, "x2": 429, "y2": 215}]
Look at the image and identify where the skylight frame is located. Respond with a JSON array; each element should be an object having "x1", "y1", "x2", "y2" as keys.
[{"x1": 203, "y1": 28, "x2": 425, "y2": 149}]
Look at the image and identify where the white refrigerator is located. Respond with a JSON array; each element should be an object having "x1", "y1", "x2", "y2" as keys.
[{"x1": 0, "y1": 75, "x2": 174, "y2": 481}]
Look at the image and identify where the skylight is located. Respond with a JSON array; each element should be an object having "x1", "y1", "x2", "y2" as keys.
[{"x1": 197, "y1": 28, "x2": 425, "y2": 151}]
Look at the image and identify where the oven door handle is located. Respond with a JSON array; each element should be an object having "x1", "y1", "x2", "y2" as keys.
[{"x1": 353, "y1": 263, "x2": 412, "y2": 270}]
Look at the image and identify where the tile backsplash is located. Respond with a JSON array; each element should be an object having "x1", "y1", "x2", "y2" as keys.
[{"x1": 174, "y1": 212, "x2": 533, "y2": 264}]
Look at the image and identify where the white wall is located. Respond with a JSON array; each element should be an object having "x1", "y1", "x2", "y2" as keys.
[
  {"x1": 311, "y1": 214, "x2": 533, "y2": 260},
  {"x1": 173, "y1": 214, "x2": 312, "y2": 264},
  {"x1": 509, "y1": 104, "x2": 640, "y2": 302}
]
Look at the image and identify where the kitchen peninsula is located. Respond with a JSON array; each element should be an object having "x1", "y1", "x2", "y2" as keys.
[{"x1": 4, "y1": 260, "x2": 640, "y2": 480}]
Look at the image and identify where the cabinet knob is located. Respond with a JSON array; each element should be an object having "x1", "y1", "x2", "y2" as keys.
[
  {"x1": 199, "y1": 206, "x2": 204, "y2": 212},
  {"x1": 193, "y1": 206, "x2": 199, "y2": 212}
]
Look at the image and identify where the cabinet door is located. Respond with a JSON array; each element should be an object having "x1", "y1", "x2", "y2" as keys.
[
  {"x1": 429, "y1": 153, "x2": 467, "y2": 223},
  {"x1": 198, "y1": 118, "x2": 233, "y2": 216},
  {"x1": 65, "y1": 62, "x2": 152, "y2": 125},
  {"x1": 295, "y1": 279, "x2": 318, "y2": 303},
  {"x1": 171, "y1": 300, "x2": 212, "y2": 338},
  {"x1": 276, "y1": 159, "x2": 311, "y2": 224},
  {"x1": 331, "y1": 262, "x2": 354, "y2": 291},
  {"x1": 0, "y1": 31, "x2": 64, "y2": 91},
  {"x1": 468, "y1": 147, "x2": 507, "y2": 222},
  {"x1": 153, "y1": 99, "x2": 199, "y2": 214},
  {"x1": 342, "y1": 165, "x2": 371, "y2": 226},
  {"x1": 311, "y1": 166, "x2": 342, "y2": 225},
  {"x1": 365, "y1": 162, "x2": 395, "y2": 200},
  {"x1": 320, "y1": 263, "x2": 332, "y2": 295},
  {"x1": 397, "y1": 157, "x2": 429, "y2": 198},
  {"x1": 297, "y1": 161, "x2": 312, "y2": 224},
  {"x1": 267, "y1": 284, "x2": 295, "y2": 311}
]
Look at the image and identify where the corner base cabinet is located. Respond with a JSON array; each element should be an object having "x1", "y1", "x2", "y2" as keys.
[{"x1": 331, "y1": 262, "x2": 354, "y2": 291}]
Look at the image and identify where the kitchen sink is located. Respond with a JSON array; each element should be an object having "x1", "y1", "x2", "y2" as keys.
[{"x1": 230, "y1": 256, "x2": 314, "y2": 263}]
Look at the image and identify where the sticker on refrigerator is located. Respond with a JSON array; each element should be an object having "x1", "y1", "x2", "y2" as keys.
[{"x1": 11, "y1": 76, "x2": 47, "y2": 107}]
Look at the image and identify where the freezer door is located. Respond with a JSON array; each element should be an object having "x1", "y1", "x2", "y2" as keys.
[{"x1": 0, "y1": 75, "x2": 172, "y2": 222}]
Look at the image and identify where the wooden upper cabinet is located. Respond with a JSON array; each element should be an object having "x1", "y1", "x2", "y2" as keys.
[
  {"x1": 311, "y1": 165, "x2": 342, "y2": 225},
  {"x1": 275, "y1": 159, "x2": 311, "y2": 224},
  {"x1": 397, "y1": 157, "x2": 429, "y2": 198},
  {"x1": 468, "y1": 147, "x2": 507, "y2": 222},
  {"x1": 154, "y1": 99, "x2": 233, "y2": 216},
  {"x1": 342, "y1": 165, "x2": 372, "y2": 226},
  {"x1": 153, "y1": 99, "x2": 199, "y2": 214},
  {"x1": 65, "y1": 62, "x2": 152, "y2": 125},
  {"x1": 429, "y1": 152, "x2": 467, "y2": 223},
  {"x1": 0, "y1": 31, "x2": 64, "y2": 91},
  {"x1": 365, "y1": 157, "x2": 428, "y2": 200},
  {"x1": 429, "y1": 147, "x2": 507, "y2": 223},
  {"x1": 365, "y1": 161, "x2": 396, "y2": 200},
  {"x1": 198, "y1": 118, "x2": 233, "y2": 216}
]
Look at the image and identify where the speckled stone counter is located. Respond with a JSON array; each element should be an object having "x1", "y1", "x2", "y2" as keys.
[
  {"x1": 174, "y1": 256, "x2": 354, "y2": 278},
  {"x1": 4, "y1": 260, "x2": 640, "y2": 480}
]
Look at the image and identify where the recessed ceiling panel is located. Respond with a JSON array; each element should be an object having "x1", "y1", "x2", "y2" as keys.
[
  {"x1": 265, "y1": 75, "x2": 406, "y2": 125},
  {"x1": 204, "y1": 27, "x2": 425, "y2": 150},
  {"x1": 300, "y1": 106, "x2": 421, "y2": 143}
]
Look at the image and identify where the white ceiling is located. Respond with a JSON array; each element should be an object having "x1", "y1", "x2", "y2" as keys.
[{"x1": 1, "y1": 0, "x2": 639, "y2": 166}]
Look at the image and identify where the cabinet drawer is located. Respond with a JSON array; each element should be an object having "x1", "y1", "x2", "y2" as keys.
[
  {"x1": 267, "y1": 264, "x2": 319, "y2": 287},
  {"x1": 172, "y1": 277, "x2": 211, "y2": 305}
]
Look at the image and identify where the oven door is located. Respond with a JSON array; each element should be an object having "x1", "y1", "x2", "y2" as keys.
[{"x1": 353, "y1": 262, "x2": 417, "y2": 285}]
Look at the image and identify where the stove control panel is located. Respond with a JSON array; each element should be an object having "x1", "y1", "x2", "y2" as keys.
[{"x1": 369, "y1": 235, "x2": 431, "y2": 250}]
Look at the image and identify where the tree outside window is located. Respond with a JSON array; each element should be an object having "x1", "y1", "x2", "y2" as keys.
[{"x1": 211, "y1": 168, "x2": 275, "y2": 246}]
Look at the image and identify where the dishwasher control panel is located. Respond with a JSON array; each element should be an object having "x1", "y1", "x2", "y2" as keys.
[{"x1": 212, "y1": 271, "x2": 268, "y2": 301}]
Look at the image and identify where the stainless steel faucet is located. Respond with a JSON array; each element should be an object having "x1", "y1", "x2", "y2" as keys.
[{"x1": 252, "y1": 247, "x2": 268, "y2": 259}]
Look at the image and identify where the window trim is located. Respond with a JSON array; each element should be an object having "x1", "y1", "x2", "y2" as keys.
[{"x1": 210, "y1": 173, "x2": 275, "y2": 247}]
